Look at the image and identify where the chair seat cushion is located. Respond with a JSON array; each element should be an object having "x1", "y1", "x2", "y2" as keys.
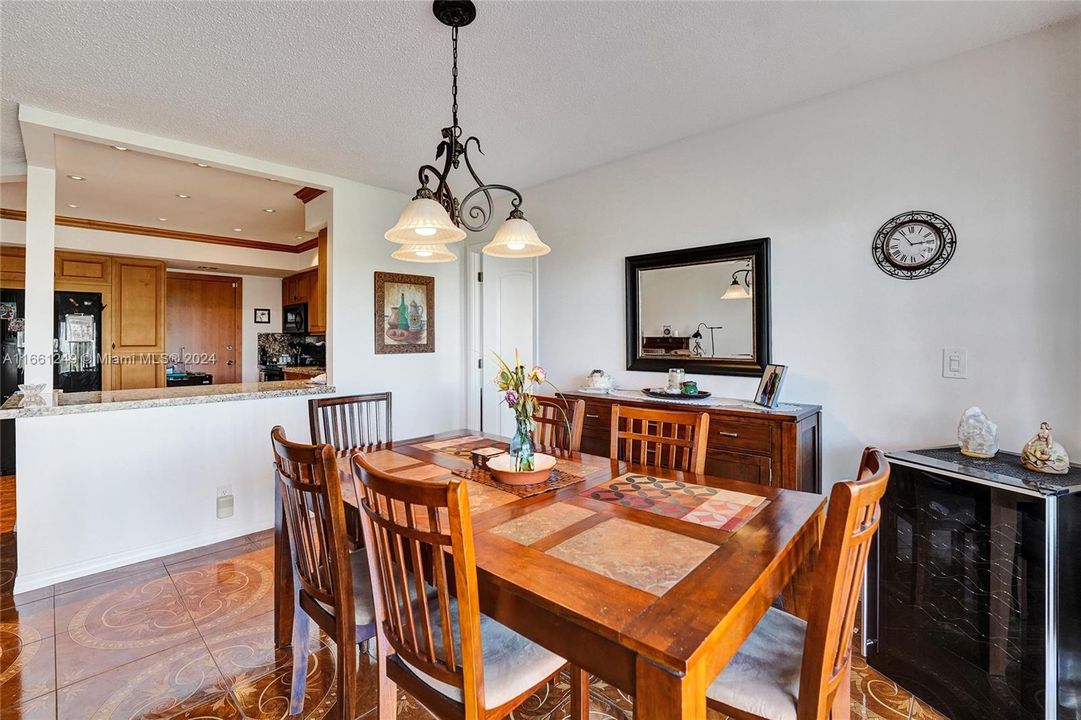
[
  {"x1": 316, "y1": 549, "x2": 376, "y2": 631},
  {"x1": 402, "y1": 595, "x2": 565, "y2": 710},
  {"x1": 705, "y1": 607, "x2": 807, "y2": 720}
]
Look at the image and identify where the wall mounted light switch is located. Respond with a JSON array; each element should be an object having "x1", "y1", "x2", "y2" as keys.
[{"x1": 942, "y1": 347, "x2": 967, "y2": 379}]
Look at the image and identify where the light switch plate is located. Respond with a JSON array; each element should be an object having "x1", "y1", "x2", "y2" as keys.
[
  {"x1": 942, "y1": 347, "x2": 967, "y2": 379},
  {"x1": 217, "y1": 494, "x2": 234, "y2": 519}
]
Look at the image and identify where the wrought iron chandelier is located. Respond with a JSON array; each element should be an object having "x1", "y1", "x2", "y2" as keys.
[{"x1": 385, "y1": 0, "x2": 550, "y2": 262}]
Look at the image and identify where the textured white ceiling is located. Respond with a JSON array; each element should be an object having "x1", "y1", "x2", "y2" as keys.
[
  {"x1": 2, "y1": 1, "x2": 1078, "y2": 193},
  {"x1": 0, "y1": 137, "x2": 313, "y2": 245}
]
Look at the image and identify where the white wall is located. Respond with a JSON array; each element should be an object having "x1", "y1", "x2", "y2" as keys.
[
  {"x1": 239, "y1": 274, "x2": 282, "y2": 381},
  {"x1": 326, "y1": 182, "x2": 465, "y2": 440},
  {"x1": 14, "y1": 396, "x2": 309, "y2": 590},
  {"x1": 529, "y1": 20, "x2": 1081, "y2": 488}
]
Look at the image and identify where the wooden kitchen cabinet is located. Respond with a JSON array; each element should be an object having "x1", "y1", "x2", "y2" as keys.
[
  {"x1": 307, "y1": 230, "x2": 327, "y2": 334},
  {"x1": 55, "y1": 251, "x2": 111, "y2": 286},
  {"x1": 560, "y1": 391, "x2": 822, "y2": 493},
  {"x1": 111, "y1": 257, "x2": 166, "y2": 389},
  {"x1": 282, "y1": 229, "x2": 327, "y2": 333},
  {"x1": 0, "y1": 246, "x2": 26, "y2": 288}
]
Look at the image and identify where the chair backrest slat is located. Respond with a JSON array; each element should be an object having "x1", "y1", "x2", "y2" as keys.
[
  {"x1": 532, "y1": 396, "x2": 585, "y2": 453},
  {"x1": 351, "y1": 453, "x2": 488, "y2": 712},
  {"x1": 270, "y1": 426, "x2": 355, "y2": 634},
  {"x1": 309, "y1": 392, "x2": 393, "y2": 452},
  {"x1": 798, "y1": 447, "x2": 890, "y2": 720},
  {"x1": 609, "y1": 404, "x2": 709, "y2": 474}
]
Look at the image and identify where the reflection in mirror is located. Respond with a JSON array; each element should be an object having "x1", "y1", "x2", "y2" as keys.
[
  {"x1": 638, "y1": 258, "x2": 754, "y2": 360},
  {"x1": 626, "y1": 238, "x2": 769, "y2": 376}
]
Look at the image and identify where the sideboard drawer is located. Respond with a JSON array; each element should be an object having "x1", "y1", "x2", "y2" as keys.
[
  {"x1": 581, "y1": 400, "x2": 611, "y2": 430},
  {"x1": 704, "y1": 449, "x2": 772, "y2": 487},
  {"x1": 706, "y1": 417, "x2": 772, "y2": 455}
]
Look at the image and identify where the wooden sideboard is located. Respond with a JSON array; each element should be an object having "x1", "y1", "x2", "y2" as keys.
[{"x1": 557, "y1": 391, "x2": 822, "y2": 494}]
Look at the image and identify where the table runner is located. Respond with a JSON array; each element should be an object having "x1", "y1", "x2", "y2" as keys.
[
  {"x1": 452, "y1": 466, "x2": 584, "y2": 498},
  {"x1": 583, "y1": 473, "x2": 769, "y2": 532}
]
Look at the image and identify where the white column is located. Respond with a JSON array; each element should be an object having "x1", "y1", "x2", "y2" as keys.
[{"x1": 23, "y1": 164, "x2": 56, "y2": 392}]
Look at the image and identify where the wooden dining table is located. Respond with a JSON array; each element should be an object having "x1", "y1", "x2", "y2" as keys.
[{"x1": 273, "y1": 430, "x2": 826, "y2": 720}]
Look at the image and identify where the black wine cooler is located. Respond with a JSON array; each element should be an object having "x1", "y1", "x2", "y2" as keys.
[{"x1": 863, "y1": 448, "x2": 1080, "y2": 720}]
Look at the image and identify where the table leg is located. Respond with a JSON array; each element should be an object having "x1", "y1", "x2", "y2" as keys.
[
  {"x1": 274, "y1": 483, "x2": 295, "y2": 649},
  {"x1": 634, "y1": 656, "x2": 705, "y2": 720},
  {"x1": 781, "y1": 509, "x2": 823, "y2": 620},
  {"x1": 570, "y1": 666, "x2": 591, "y2": 720}
]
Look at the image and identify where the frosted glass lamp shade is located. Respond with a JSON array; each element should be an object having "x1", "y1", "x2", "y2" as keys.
[
  {"x1": 722, "y1": 279, "x2": 752, "y2": 300},
  {"x1": 483, "y1": 217, "x2": 550, "y2": 258},
  {"x1": 385, "y1": 198, "x2": 466, "y2": 244},
  {"x1": 390, "y1": 243, "x2": 457, "y2": 263}
]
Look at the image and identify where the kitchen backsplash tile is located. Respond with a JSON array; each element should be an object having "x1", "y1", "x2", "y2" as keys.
[{"x1": 258, "y1": 333, "x2": 326, "y2": 367}]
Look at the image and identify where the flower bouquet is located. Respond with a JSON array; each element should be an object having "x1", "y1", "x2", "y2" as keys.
[{"x1": 491, "y1": 349, "x2": 563, "y2": 472}]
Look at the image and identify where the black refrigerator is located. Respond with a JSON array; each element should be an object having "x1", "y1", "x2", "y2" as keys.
[
  {"x1": 1, "y1": 289, "x2": 25, "y2": 475},
  {"x1": 54, "y1": 291, "x2": 104, "y2": 393}
]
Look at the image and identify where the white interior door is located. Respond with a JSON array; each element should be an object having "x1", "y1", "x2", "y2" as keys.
[{"x1": 470, "y1": 245, "x2": 536, "y2": 436}]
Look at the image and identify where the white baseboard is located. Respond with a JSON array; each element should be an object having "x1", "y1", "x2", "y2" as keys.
[{"x1": 12, "y1": 517, "x2": 274, "y2": 594}]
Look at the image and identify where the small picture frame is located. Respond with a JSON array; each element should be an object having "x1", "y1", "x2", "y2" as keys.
[
  {"x1": 754, "y1": 364, "x2": 788, "y2": 408},
  {"x1": 375, "y1": 271, "x2": 435, "y2": 354},
  {"x1": 254, "y1": 308, "x2": 271, "y2": 324}
]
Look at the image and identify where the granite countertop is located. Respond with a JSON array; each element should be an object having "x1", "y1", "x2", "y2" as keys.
[
  {"x1": 280, "y1": 366, "x2": 325, "y2": 377},
  {"x1": 0, "y1": 380, "x2": 335, "y2": 420}
]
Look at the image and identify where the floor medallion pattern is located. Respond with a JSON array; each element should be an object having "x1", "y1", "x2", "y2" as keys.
[{"x1": 0, "y1": 528, "x2": 948, "y2": 719}]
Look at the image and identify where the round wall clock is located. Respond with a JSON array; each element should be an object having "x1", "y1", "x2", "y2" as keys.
[{"x1": 872, "y1": 210, "x2": 956, "y2": 280}]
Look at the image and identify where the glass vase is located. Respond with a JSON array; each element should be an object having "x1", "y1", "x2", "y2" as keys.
[{"x1": 509, "y1": 415, "x2": 535, "y2": 472}]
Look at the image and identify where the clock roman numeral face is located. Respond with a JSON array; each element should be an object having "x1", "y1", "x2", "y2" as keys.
[
  {"x1": 873, "y1": 211, "x2": 956, "y2": 280},
  {"x1": 885, "y1": 222, "x2": 942, "y2": 268}
]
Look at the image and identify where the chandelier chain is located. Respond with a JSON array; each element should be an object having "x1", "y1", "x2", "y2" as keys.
[{"x1": 451, "y1": 25, "x2": 459, "y2": 128}]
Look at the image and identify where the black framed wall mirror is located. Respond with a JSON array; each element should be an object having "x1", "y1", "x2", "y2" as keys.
[{"x1": 626, "y1": 238, "x2": 771, "y2": 376}]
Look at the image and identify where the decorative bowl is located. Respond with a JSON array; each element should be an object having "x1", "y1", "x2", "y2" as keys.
[{"x1": 486, "y1": 452, "x2": 557, "y2": 486}]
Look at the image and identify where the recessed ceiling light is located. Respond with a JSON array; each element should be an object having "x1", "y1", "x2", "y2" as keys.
[
  {"x1": 266, "y1": 178, "x2": 279, "y2": 182},
  {"x1": 112, "y1": 145, "x2": 129, "y2": 151},
  {"x1": 158, "y1": 217, "x2": 168, "y2": 222},
  {"x1": 295, "y1": 236, "x2": 304, "y2": 240},
  {"x1": 194, "y1": 162, "x2": 210, "y2": 168},
  {"x1": 67, "y1": 203, "x2": 79, "y2": 208},
  {"x1": 67, "y1": 175, "x2": 86, "y2": 181},
  {"x1": 176, "y1": 193, "x2": 191, "y2": 199},
  {"x1": 233, "y1": 228, "x2": 243, "y2": 232},
  {"x1": 263, "y1": 208, "x2": 275, "y2": 213}
]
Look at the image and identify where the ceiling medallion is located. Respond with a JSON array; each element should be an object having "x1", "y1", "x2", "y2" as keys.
[{"x1": 385, "y1": 0, "x2": 550, "y2": 262}]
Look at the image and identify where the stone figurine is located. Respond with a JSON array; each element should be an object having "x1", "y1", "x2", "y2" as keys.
[
  {"x1": 1021, "y1": 422, "x2": 1070, "y2": 475},
  {"x1": 957, "y1": 406, "x2": 999, "y2": 458}
]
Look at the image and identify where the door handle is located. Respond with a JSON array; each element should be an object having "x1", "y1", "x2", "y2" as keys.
[
  {"x1": 586, "y1": 414, "x2": 600, "y2": 419},
  {"x1": 226, "y1": 360, "x2": 234, "y2": 366},
  {"x1": 717, "y1": 431, "x2": 739, "y2": 438}
]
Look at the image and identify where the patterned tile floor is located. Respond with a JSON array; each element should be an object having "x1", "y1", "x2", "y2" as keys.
[{"x1": 0, "y1": 519, "x2": 948, "y2": 718}]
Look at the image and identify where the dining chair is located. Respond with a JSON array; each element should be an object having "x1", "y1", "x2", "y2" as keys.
[
  {"x1": 532, "y1": 396, "x2": 585, "y2": 452},
  {"x1": 609, "y1": 404, "x2": 710, "y2": 474},
  {"x1": 350, "y1": 453, "x2": 571, "y2": 720},
  {"x1": 271, "y1": 426, "x2": 377, "y2": 718},
  {"x1": 704, "y1": 447, "x2": 890, "y2": 720},
  {"x1": 309, "y1": 392, "x2": 393, "y2": 452}
]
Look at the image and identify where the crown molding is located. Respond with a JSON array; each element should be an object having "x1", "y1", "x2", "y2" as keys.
[{"x1": 0, "y1": 208, "x2": 316, "y2": 254}]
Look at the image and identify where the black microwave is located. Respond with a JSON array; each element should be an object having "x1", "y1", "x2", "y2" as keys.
[{"x1": 283, "y1": 303, "x2": 308, "y2": 334}]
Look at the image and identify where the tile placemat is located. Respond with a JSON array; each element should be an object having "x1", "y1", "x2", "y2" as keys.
[
  {"x1": 547, "y1": 517, "x2": 717, "y2": 595},
  {"x1": 452, "y1": 466, "x2": 584, "y2": 499},
  {"x1": 583, "y1": 473, "x2": 769, "y2": 533}
]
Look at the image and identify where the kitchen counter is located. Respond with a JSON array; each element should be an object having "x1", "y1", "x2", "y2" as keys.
[
  {"x1": 0, "y1": 380, "x2": 334, "y2": 420},
  {"x1": 280, "y1": 366, "x2": 325, "y2": 377}
]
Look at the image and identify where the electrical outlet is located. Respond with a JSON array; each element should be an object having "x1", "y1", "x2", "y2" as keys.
[
  {"x1": 942, "y1": 347, "x2": 967, "y2": 379},
  {"x1": 217, "y1": 485, "x2": 232, "y2": 498}
]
